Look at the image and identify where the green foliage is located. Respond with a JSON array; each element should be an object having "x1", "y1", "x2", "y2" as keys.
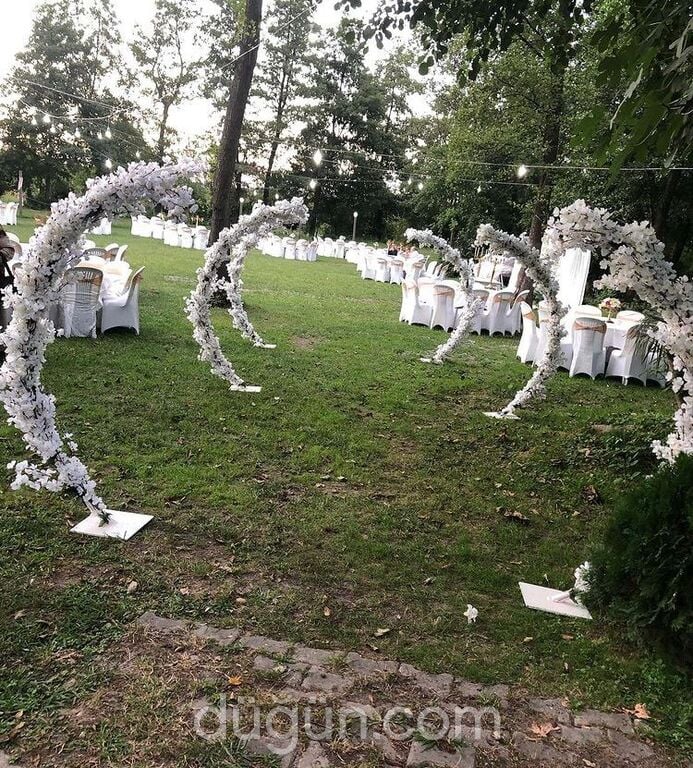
[
  {"x1": 587, "y1": 455, "x2": 693, "y2": 660},
  {"x1": 0, "y1": 0, "x2": 147, "y2": 206},
  {"x1": 589, "y1": 1, "x2": 692, "y2": 165}
]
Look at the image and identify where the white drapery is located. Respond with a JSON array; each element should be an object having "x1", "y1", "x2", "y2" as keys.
[{"x1": 556, "y1": 247, "x2": 591, "y2": 309}]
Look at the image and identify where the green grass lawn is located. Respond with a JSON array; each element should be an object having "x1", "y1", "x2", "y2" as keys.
[{"x1": 1, "y1": 210, "x2": 690, "y2": 757}]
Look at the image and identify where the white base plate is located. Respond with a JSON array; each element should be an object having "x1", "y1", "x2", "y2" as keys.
[
  {"x1": 519, "y1": 582, "x2": 592, "y2": 619},
  {"x1": 229, "y1": 384, "x2": 262, "y2": 393},
  {"x1": 71, "y1": 510, "x2": 153, "y2": 540},
  {"x1": 255, "y1": 343, "x2": 276, "y2": 349},
  {"x1": 483, "y1": 411, "x2": 520, "y2": 420}
]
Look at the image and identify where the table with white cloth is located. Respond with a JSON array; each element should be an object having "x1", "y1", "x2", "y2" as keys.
[
  {"x1": 74, "y1": 261, "x2": 130, "y2": 301},
  {"x1": 604, "y1": 319, "x2": 638, "y2": 350}
]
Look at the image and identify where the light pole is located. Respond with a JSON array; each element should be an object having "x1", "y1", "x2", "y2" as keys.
[
  {"x1": 239, "y1": 196, "x2": 245, "y2": 217},
  {"x1": 352, "y1": 211, "x2": 358, "y2": 241}
]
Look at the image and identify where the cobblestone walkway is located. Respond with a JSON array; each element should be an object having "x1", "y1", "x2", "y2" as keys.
[
  {"x1": 3, "y1": 611, "x2": 683, "y2": 768},
  {"x1": 135, "y1": 612, "x2": 675, "y2": 768}
]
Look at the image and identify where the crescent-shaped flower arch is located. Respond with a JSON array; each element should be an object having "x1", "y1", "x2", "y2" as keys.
[
  {"x1": 478, "y1": 200, "x2": 692, "y2": 464},
  {"x1": 0, "y1": 161, "x2": 200, "y2": 521},
  {"x1": 474, "y1": 224, "x2": 566, "y2": 419},
  {"x1": 404, "y1": 228, "x2": 480, "y2": 365},
  {"x1": 185, "y1": 198, "x2": 309, "y2": 392}
]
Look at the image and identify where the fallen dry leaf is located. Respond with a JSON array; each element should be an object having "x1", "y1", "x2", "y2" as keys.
[
  {"x1": 529, "y1": 722, "x2": 559, "y2": 738},
  {"x1": 374, "y1": 628, "x2": 391, "y2": 638},
  {"x1": 227, "y1": 675, "x2": 243, "y2": 687},
  {"x1": 323, "y1": 606, "x2": 331, "y2": 617},
  {"x1": 624, "y1": 703, "x2": 651, "y2": 720}
]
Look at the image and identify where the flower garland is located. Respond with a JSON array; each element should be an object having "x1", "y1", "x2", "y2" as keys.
[
  {"x1": 479, "y1": 199, "x2": 692, "y2": 463},
  {"x1": 475, "y1": 225, "x2": 566, "y2": 419},
  {"x1": 404, "y1": 228, "x2": 480, "y2": 364},
  {"x1": 0, "y1": 161, "x2": 200, "y2": 521},
  {"x1": 186, "y1": 198, "x2": 308, "y2": 391}
]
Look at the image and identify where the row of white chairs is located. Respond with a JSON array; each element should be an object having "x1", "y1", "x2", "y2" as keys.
[
  {"x1": 517, "y1": 304, "x2": 664, "y2": 384},
  {"x1": 400, "y1": 282, "x2": 527, "y2": 335},
  {"x1": 130, "y1": 215, "x2": 209, "y2": 250},
  {"x1": 258, "y1": 235, "x2": 318, "y2": 261},
  {"x1": 0, "y1": 202, "x2": 19, "y2": 226}
]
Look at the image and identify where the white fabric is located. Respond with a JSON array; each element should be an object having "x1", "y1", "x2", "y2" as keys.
[
  {"x1": 61, "y1": 268, "x2": 102, "y2": 338},
  {"x1": 429, "y1": 285, "x2": 455, "y2": 330},
  {"x1": 556, "y1": 247, "x2": 591, "y2": 309},
  {"x1": 569, "y1": 317, "x2": 607, "y2": 379},
  {"x1": 516, "y1": 302, "x2": 538, "y2": 363},
  {"x1": 400, "y1": 280, "x2": 432, "y2": 326}
]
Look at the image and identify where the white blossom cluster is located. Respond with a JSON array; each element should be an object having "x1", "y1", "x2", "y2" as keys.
[
  {"x1": 478, "y1": 199, "x2": 691, "y2": 464},
  {"x1": 405, "y1": 228, "x2": 480, "y2": 364},
  {"x1": 186, "y1": 198, "x2": 309, "y2": 390},
  {"x1": 475, "y1": 224, "x2": 566, "y2": 418},
  {"x1": 0, "y1": 161, "x2": 201, "y2": 521}
]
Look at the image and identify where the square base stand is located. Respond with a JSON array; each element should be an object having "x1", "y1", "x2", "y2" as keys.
[
  {"x1": 519, "y1": 582, "x2": 592, "y2": 619},
  {"x1": 230, "y1": 384, "x2": 262, "y2": 393},
  {"x1": 71, "y1": 510, "x2": 153, "y2": 541},
  {"x1": 484, "y1": 411, "x2": 520, "y2": 420},
  {"x1": 255, "y1": 343, "x2": 277, "y2": 349}
]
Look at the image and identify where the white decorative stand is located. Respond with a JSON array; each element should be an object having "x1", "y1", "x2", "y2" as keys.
[
  {"x1": 71, "y1": 510, "x2": 153, "y2": 540},
  {"x1": 229, "y1": 384, "x2": 262, "y2": 393},
  {"x1": 519, "y1": 582, "x2": 592, "y2": 619},
  {"x1": 483, "y1": 411, "x2": 520, "y2": 420}
]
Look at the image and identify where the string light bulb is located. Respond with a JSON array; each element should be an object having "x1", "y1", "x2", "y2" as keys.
[
  {"x1": 517, "y1": 164, "x2": 528, "y2": 178},
  {"x1": 309, "y1": 179, "x2": 317, "y2": 190},
  {"x1": 30, "y1": 116, "x2": 38, "y2": 126},
  {"x1": 135, "y1": 151, "x2": 141, "y2": 159},
  {"x1": 105, "y1": 158, "x2": 113, "y2": 169},
  {"x1": 97, "y1": 131, "x2": 103, "y2": 140},
  {"x1": 42, "y1": 113, "x2": 51, "y2": 124},
  {"x1": 105, "y1": 126, "x2": 112, "y2": 139},
  {"x1": 477, "y1": 184, "x2": 482, "y2": 193},
  {"x1": 312, "y1": 149, "x2": 323, "y2": 167},
  {"x1": 49, "y1": 124, "x2": 57, "y2": 134},
  {"x1": 74, "y1": 127, "x2": 81, "y2": 138},
  {"x1": 417, "y1": 181, "x2": 424, "y2": 191}
]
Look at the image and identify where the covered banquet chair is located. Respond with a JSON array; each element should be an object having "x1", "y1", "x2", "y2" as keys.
[
  {"x1": 100, "y1": 267, "x2": 145, "y2": 335},
  {"x1": 569, "y1": 317, "x2": 607, "y2": 379},
  {"x1": 400, "y1": 280, "x2": 432, "y2": 326},
  {"x1": 516, "y1": 302, "x2": 538, "y2": 363},
  {"x1": 60, "y1": 267, "x2": 103, "y2": 338}
]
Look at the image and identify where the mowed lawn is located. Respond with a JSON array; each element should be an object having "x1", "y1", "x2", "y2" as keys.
[{"x1": 0, "y1": 211, "x2": 690, "y2": 754}]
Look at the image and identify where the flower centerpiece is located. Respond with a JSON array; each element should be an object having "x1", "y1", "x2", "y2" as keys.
[{"x1": 599, "y1": 296, "x2": 621, "y2": 321}]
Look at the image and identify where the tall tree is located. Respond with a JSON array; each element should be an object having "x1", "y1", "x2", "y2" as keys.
[
  {"x1": 291, "y1": 19, "x2": 408, "y2": 238},
  {"x1": 0, "y1": 0, "x2": 144, "y2": 205},
  {"x1": 250, "y1": 0, "x2": 315, "y2": 203},
  {"x1": 130, "y1": 0, "x2": 202, "y2": 162},
  {"x1": 209, "y1": 0, "x2": 264, "y2": 244}
]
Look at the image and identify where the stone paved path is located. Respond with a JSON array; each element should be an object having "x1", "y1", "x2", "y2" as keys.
[
  {"x1": 4, "y1": 612, "x2": 684, "y2": 768},
  {"x1": 134, "y1": 612, "x2": 673, "y2": 768}
]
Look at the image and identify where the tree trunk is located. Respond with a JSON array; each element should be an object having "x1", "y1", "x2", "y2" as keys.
[
  {"x1": 209, "y1": 0, "x2": 263, "y2": 245},
  {"x1": 515, "y1": 67, "x2": 566, "y2": 304},
  {"x1": 157, "y1": 101, "x2": 171, "y2": 163},
  {"x1": 262, "y1": 70, "x2": 290, "y2": 204},
  {"x1": 528, "y1": 70, "x2": 565, "y2": 250},
  {"x1": 652, "y1": 170, "x2": 679, "y2": 239}
]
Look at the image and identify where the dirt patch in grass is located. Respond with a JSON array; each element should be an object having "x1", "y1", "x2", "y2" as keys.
[{"x1": 291, "y1": 335, "x2": 321, "y2": 350}]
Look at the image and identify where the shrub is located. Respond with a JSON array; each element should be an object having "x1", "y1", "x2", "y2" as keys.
[{"x1": 586, "y1": 454, "x2": 693, "y2": 662}]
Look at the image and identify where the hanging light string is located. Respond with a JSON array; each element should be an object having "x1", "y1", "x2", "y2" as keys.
[{"x1": 20, "y1": 78, "x2": 137, "y2": 115}]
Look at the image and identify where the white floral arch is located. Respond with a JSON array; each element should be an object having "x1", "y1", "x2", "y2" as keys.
[
  {"x1": 474, "y1": 224, "x2": 565, "y2": 419},
  {"x1": 405, "y1": 228, "x2": 481, "y2": 364},
  {"x1": 186, "y1": 198, "x2": 308, "y2": 392},
  {"x1": 0, "y1": 161, "x2": 200, "y2": 523},
  {"x1": 478, "y1": 200, "x2": 692, "y2": 463}
]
